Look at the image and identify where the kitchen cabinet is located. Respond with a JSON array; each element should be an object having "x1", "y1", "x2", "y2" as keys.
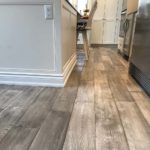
[
  {"x1": 91, "y1": 0, "x2": 123, "y2": 44},
  {"x1": 91, "y1": 20, "x2": 104, "y2": 44}
]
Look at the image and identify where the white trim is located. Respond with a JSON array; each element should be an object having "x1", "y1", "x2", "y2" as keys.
[
  {"x1": 0, "y1": 53, "x2": 77, "y2": 87},
  {"x1": 0, "y1": 68, "x2": 56, "y2": 76},
  {"x1": 63, "y1": 53, "x2": 77, "y2": 85},
  {"x1": 0, "y1": 74, "x2": 64, "y2": 87}
]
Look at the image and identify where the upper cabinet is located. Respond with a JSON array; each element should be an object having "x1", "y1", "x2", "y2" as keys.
[
  {"x1": 94, "y1": 0, "x2": 121, "y2": 20},
  {"x1": 105, "y1": 0, "x2": 118, "y2": 19},
  {"x1": 94, "y1": 0, "x2": 105, "y2": 19},
  {"x1": 91, "y1": 0, "x2": 123, "y2": 44}
]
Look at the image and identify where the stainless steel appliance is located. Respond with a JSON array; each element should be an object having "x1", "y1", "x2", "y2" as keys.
[
  {"x1": 118, "y1": 0, "x2": 127, "y2": 54},
  {"x1": 119, "y1": 11, "x2": 127, "y2": 38},
  {"x1": 129, "y1": 0, "x2": 150, "y2": 95},
  {"x1": 123, "y1": 13, "x2": 136, "y2": 59},
  {"x1": 118, "y1": 11, "x2": 126, "y2": 53}
]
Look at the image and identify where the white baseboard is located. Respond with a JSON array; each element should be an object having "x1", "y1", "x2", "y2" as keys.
[
  {"x1": 63, "y1": 53, "x2": 77, "y2": 86},
  {"x1": 0, "y1": 53, "x2": 76, "y2": 87}
]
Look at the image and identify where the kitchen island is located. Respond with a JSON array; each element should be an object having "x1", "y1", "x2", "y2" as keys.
[{"x1": 0, "y1": 0, "x2": 77, "y2": 87}]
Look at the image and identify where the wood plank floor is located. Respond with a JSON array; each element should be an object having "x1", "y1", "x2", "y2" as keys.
[{"x1": 0, "y1": 47, "x2": 150, "y2": 150}]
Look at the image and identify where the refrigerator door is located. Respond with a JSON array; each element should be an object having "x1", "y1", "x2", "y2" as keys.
[
  {"x1": 131, "y1": 1, "x2": 150, "y2": 77},
  {"x1": 129, "y1": 0, "x2": 150, "y2": 95}
]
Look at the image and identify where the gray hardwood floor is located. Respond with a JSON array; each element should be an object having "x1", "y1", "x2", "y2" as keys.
[{"x1": 0, "y1": 47, "x2": 150, "y2": 150}]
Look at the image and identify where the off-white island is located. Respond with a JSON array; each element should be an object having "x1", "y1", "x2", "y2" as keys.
[{"x1": 0, "y1": 0, "x2": 77, "y2": 87}]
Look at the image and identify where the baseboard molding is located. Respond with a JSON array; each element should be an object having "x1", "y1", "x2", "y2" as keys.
[
  {"x1": 91, "y1": 44, "x2": 117, "y2": 48},
  {"x1": 0, "y1": 74, "x2": 65, "y2": 87},
  {"x1": 0, "y1": 53, "x2": 77, "y2": 87},
  {"x1": 63, "y1": 53, "x2": 77, "y2": 85}
]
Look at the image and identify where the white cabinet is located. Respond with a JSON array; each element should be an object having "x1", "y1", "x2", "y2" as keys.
[
  {"x1": 94, "y1": 0, "x2": 105, "y2": 19},
  {"x1": 91, "y1": 20, "x2": 104, "y2": 44},
  {"x1": 91, "y1": 0, "x2": 123, "y2": 44},
  {"x1": 103, "y1": 21, "x2": 116, "y2": 44},
  {"x1": 105, "y1": 0, "x2": 118, "y2": 19}
]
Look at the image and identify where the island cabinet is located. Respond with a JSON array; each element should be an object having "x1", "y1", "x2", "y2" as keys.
[{"x1": 0, "y1": 0, "x2": 77, "y2": 87}]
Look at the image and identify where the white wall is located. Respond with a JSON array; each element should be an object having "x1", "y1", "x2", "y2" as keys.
[
  {"x1": 91, "y1": 0, "x2": 123, "y2": 44},
  {"x1": 0, "y1": 0, "x2": 77, "y2": 87}
]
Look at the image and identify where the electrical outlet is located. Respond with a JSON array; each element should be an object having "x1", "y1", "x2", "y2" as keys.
[{"x1": 44, "y1": 5, "x2": 53, "y2": 20}]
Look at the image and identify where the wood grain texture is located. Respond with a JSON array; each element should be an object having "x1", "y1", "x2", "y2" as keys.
[
  {"x1": 108, "y1": 74, "x2": 134, "y2": 102},
  {"x1": 0, "y1": 87, "x2": 43, "y2": 141},
  {"x1": 120, "y1": 73, "x2": 143, "y2": 92},
  {"x1": 117, "y1": 102, "x2": 150, "y2": 150},
  {"x1": 0, "y1": 90, "x2": 22, "y2": 109},
  {"x1": 94, "y1": 70, "x2": 113, "y2": 101},
  {"x1": 95, "y1": 100, "x2": 129, "y2": 150},
  {"x1": 0, "y1": 126, "x2": 38, "y2": 150},
  {"x1": 80, "y1": 68, "x2": 94, "y2": 81},
  {"x1": 29, "y1": 111, "x2": 70, "y2": 150},
  {"x1": 131, "y1": 92, "x2": 150, "y2": 125},
  {"x1": 63, "y1": 102, "x2": 95, "y2": 150},
  {"x1": 17, "y1": 88, "x2": 57, "y2": 128},
  {"x1": 76, "y1": 81, "x2": 94, "y2": 102}
]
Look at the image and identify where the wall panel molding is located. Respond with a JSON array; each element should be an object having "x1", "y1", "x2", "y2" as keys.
[{"x1": 0, "y1": 53, "x2": 76, "y2": 87}]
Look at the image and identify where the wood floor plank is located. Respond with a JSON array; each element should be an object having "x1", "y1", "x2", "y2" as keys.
[
  {"x1": 76, "y1": 81, "x2": 94, "y2": 102},
  {"x1": 94, "y1": 63, "x2": 105, "y2": 71},
  {"x1": 80, "y1": 68, "x2": 94, "y2": 81},
  {"x1": 6, "y1": 87, "x2": 43, "y2": 109},
  {"x1": 0, "y1": 126, "x2": 38, "y2": 150},
  {"x1": 108, "y1": 74, "x2": 134, "y2": 102},
  {"x1": 0, "y1": 90, "x2": 22, "y2": 109},
  {"x1": 116, "y1": 102, "x2": 150, "y2": 150},
  {"x1": 131, "y1": 92, "x2": 150, "y2": 126},
  {"x1": 94, "y1": 49, "x2": 102, "y2": 64},
  {"x1": 120, "y1": 73, "x2": 143, "y2": 92},
  {"x1": 95, "y1": 100, "x2": 129, "y2": 150},
  {"x1": 0, "y1": 87, "x2": 43, "y2": 141},
  {"x1": 52, "y1": 88, "x2": 77, "y2": 113},
  {"x1": 29, "y1": 111, "x2": 70, "y2": 150},
  {"x1": 94, "y1": 70, "x2": 108, "y2": 83},
  {"x1": 17, "y1": 88, "x2": 57, "y2": 128},
  {"x1": 94, "y1": 71, "x2": 113, "y2": 101},
  {"x1": 52, "y1": 71, "x2": 79, "y2": 113},
  {"x1": 63, "y1": 102, "x2": 95, "y2": 150}
]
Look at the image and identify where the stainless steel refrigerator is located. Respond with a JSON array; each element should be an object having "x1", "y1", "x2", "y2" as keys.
[{"x1": 129, "y1": 0, "x2": 150, "y2": 95}]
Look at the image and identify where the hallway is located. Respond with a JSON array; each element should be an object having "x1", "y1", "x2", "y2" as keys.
[{"x1": 0, "y1": 47, "x2": 150, "y2": 150}]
